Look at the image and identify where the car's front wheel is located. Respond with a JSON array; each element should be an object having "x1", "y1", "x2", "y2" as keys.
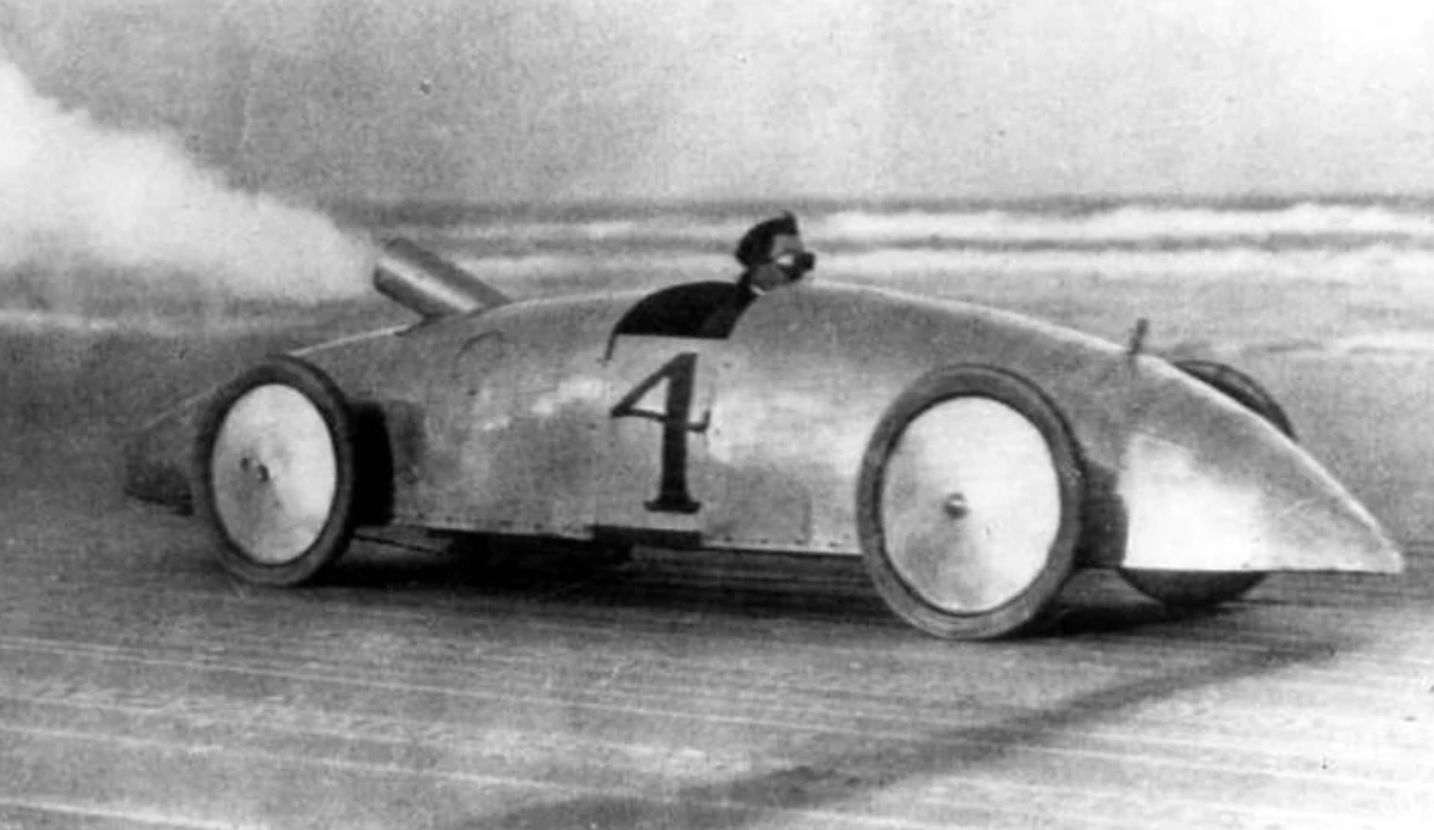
[
  {"x1": 193, "y1": 356, "x2": 360, "y2": 586},
  {"x1": 858, "y1": 366, "x2": 1084, "y2": 639}
]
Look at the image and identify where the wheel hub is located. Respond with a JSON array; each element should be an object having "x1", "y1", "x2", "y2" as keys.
[
  {"x1": 210, "y1": 384, "x2": 339, "y2": 565},
  {"x1": 880, "y1": 397, "x2": 1061, "y2": 614}
]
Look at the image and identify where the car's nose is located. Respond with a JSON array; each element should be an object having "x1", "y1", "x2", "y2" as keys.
[{"x1": 1115, "y1": 361, "x2": 1403, "y2": 574}]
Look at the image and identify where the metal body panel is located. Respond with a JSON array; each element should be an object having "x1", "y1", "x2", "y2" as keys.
[
  {"x1": 704, "y1": 283, "x2": 1134, "y2": 555},
  {"x1": 596, "y1": 336, "x2": 720, "y2": 539},
  {"x1": 300, "y1": 294, "x2": 637, "y2": 539},
  {"x1": 1116, "y1": 356, "x2": 1400, "y2": 573}
]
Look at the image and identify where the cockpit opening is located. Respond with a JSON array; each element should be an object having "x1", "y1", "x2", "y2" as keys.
[{"x1": 611, "y1": 281, "x2": 752, "y2": 340}]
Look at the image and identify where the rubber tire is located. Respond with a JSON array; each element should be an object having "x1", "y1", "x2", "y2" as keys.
[
  {"x1": 858, "y1": 366, "x2": 1084, "y2": 640},
  {"x1": 1119, "y1": 359, "x2": 1294, "y2": 607},
  {"x1": 193, "y1": 356, "x2": 359, "y2": 586},
  {"x1": 1173, "y1": 359, "x2": 1295, "y2": 439}
]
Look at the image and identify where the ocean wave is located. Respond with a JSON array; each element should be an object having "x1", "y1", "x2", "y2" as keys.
[
  {"x1": 0, "y1": 309, "x2": 188, "y2": 335},
  {"x1": 452, "y1": 252, "x2": 727, "y2": 285},
  {"x1": 826, "y1": 244, "x2": 1434, "y2": 283},
  {"x1": 0, "y1": 309, "x2": 119, "y2": 333},
  {"x1": 408, "y1": 201, "x2": 1434, "y2": 251},
  {"x1": 0, "y1": 308, "x2": 293, "y2": 336},
  {"x1": 1226, "y1": 331, "x2": 1434, "y2": 358},
  {"x1": 816, "y1": 203, "x2": 1434, "y2": 246},
  {"x1": 1325, "y1": 331, "x2": 1434, "y2": 355},
  {"x1": 394, "y1": 216, "x2": 746, "y2": 248},
  {"x1": 450, "y1": 245, "x2": 1434, "y2": 289}
]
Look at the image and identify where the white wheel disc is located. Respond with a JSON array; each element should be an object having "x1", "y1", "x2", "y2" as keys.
[
  {"x1": 210, "y1": 383, "x2": 340, "y2": 564},
  {"x1": 880, "y1": 397, "x2": 1062, "y2": 614}
]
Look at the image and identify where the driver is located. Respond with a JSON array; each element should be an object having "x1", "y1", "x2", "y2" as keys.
[
  {"x1": 702, "y1": 211, "x2": 816, "y2": 336},
  {"x1": 735, "y1": 211, "x2": 816, "y2": 295}
]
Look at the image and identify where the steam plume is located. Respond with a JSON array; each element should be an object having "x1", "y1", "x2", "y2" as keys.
[{"x1": 0, "y1": 58, "x2": 373, "y2": 314}]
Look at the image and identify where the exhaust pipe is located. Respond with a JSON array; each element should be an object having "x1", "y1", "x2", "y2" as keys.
[{"x1": 373, "y1": 236, "x2": 511, "y2": 318}]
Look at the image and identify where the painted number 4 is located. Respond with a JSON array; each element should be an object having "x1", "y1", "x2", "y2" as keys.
[{"x1": 610, "y1": 352, "x2": 709, "y2": 514}]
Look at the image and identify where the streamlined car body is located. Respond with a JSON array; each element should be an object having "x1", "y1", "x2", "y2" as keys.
[{"x1": 124, "y1": 238, "x2": 1403, "y2": 639}]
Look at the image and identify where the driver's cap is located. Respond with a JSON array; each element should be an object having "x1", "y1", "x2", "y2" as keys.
[{"x1": 735, "y1": 212, "x2": 801, "y2": 267}]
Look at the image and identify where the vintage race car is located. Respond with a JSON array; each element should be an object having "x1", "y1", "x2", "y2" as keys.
[{"x1": 124, "y1": 237, "x2": 1403, "y2": 639}]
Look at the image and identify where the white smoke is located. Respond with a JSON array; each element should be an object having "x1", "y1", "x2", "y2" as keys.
[{"x1": 0, "y1": 57, "x2": 374, "y2": 313}]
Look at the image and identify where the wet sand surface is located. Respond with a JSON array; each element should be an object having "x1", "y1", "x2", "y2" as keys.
[
  {"x1": 2, "y1": 445, "x2": 1432, "y2": 829},
  {"x1": 3, "y1": 329, "x2": 1434, "y2": 829}
]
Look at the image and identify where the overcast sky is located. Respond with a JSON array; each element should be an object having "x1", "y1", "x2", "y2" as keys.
[{"x1": 4, "y1": 0, "x2": 1434, "y2": 203}]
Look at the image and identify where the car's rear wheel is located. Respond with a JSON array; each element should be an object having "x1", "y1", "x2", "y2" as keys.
[
  {"x1": 1119, "y1": 359, "x2": 1293, "y2": 608},
  {"x1": 194, "y1": 356, "x2": 359, "y2": 586},
  {"x1": 858, "y1": 366, "x2": 1084, "y2": 639}
]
